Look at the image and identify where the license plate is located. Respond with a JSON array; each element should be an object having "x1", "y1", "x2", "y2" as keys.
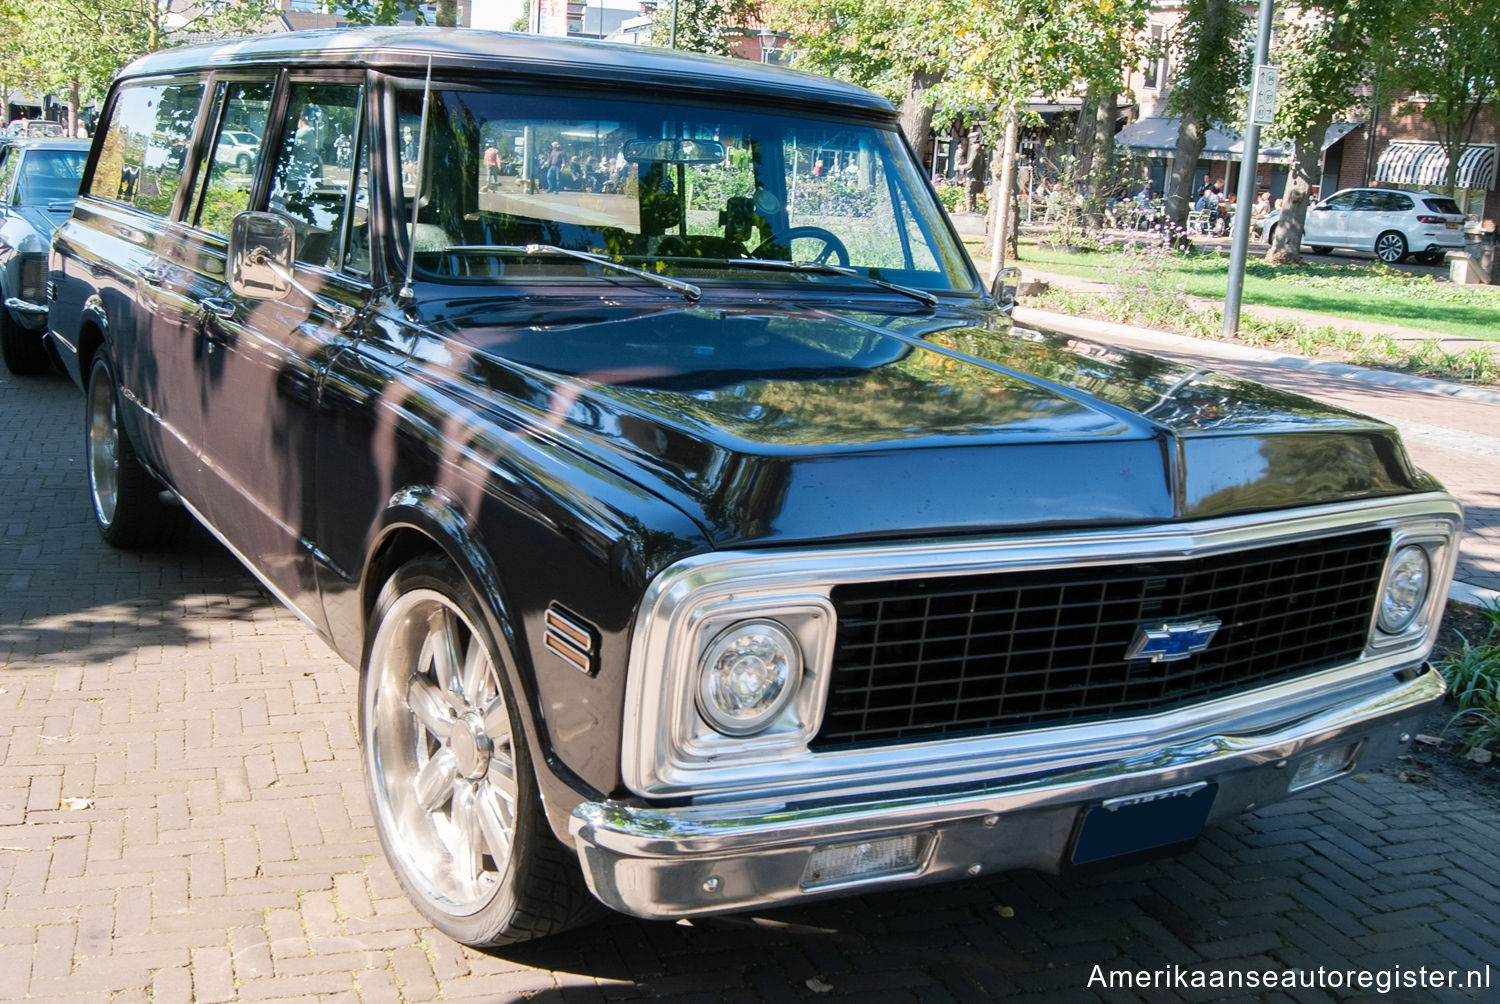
[
  {"x1": 1070, "y1": 782, "x2": 1217, "y2": 866},
  {"x1": 1447, "y1": 222, "x2": 1460, "y2": 229}
]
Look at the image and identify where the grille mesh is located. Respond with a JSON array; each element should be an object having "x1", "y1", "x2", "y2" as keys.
[{"x1": 813, "y1": 529, "x2": 1390, "y2": 750}]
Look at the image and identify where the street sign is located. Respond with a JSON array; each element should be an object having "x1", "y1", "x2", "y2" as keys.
[{"x1": 1249, "y1": 65, "x2": 1279, "y2": 126}]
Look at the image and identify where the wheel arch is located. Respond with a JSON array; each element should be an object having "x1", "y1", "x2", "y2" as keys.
[{"x1": 357, "y1": 487, "x2": 599, "y2": 832}]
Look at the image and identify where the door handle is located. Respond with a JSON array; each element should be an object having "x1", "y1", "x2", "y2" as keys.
[
  {"x1": 200, "y1": 296, "x2": 236, "y2": 321},
  {"x1": 138, "y1": 263, "x2": 167, "y2": 285}
]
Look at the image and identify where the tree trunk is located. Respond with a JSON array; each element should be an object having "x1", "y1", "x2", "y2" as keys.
[
  {"x1": 1085, "y1": 89, "x2": 1117, "y2": 229},
  {"x1": 989, "y1": 108, "x2": 1021, "y2": 276},
  {"x1": 436, "y1": 0, "x2": 458, "y2": 27},
  {"x1": 1266, "y1": 108, "x2": 1332, "y2": 264},
  {"x1": 1074, "y1": 84, "x2": 1098, "y2": 182},
  {"x1": 899, "y1": 68, "x2": 942, "y2": 168},
  {"x1": 68, "y1": 79, "x2": 81, "y2": 137},
  {"x1": 1164, "y1": 116, "x2": 1207, "y2": 225}
]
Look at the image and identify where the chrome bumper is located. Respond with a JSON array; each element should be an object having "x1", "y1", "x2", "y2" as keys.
[{"x1": 570, "y1": 668, "x2": 1443, "y2": 919}]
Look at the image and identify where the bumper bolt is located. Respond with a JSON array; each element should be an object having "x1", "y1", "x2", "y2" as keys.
[
  {"x1": 702, "y1": 876, "x2": 721, "y2": 893},
  {"x1": 967, "y1": 863, "x2": 983, "y2": 876},
  {"x1": 982, "y1": 815, "x2": 999, "y2": 828},
  {"x1": 1400, "y1": 733, "x2": 1412, "y2": 744}
]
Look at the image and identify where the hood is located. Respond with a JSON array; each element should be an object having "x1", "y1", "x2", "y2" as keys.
[
  {"x1": 14, "y1": 204, "x2": 72, "y2": 238},
  {"x1": 416, "y1": 299, "x2": 1431, "y2": 548}
]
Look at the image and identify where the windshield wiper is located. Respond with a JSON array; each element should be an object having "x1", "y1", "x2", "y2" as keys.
[
  {"x1": 718, "y1": 257, "x2": 939, "y2": 307},
  {"x1": 444, "y1": 243, "x2": 701, "y2": 302}
]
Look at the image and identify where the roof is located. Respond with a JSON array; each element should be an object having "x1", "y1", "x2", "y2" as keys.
[{"x1": 116, "y1": 27, "x2": 893, "y2": 116}]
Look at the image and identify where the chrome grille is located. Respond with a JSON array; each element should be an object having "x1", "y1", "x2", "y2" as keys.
[{"x1": 813, "y1": 529, "x2": 1390, "y2": 750}]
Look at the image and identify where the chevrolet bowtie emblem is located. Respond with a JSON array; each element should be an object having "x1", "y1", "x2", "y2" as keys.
[{"x1": 1125, "y1": 617, "x2": 1222, "y2": 663}]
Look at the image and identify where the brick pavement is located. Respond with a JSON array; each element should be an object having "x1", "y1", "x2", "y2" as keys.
[{"x1": 3, "y1": 371, "x2": 1499, "y2": 1003}]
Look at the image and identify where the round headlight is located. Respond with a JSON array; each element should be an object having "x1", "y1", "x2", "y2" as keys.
[
  {"x1": 697, "y1": 621, "x2": 802, "y2": 736},
  {"x1": 1378, "y1": 545, "x2": 1431, "y2": 634}
]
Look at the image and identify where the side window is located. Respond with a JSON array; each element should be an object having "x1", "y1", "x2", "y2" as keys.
[
  {"x1": 192, "y1": 79, "x2": 274, "y2": 235},
  {"x1": 89, "y1": 80, "x2": 205, "y2": 217},
  {"x1": 0, "y1": 149, "x2": 19, "y2": 204},
  {"x1": 1322, "y1": 191, "x2": 1360, "y2": 211},
  {"x1": 265, "y1": 82, "x2": 363, "y2": 271},
  {"x1": 1389, "y1": 193, "x2": 1414, "y2": 212},
  {"x1": 345, "y1": 134, "x2": 371, "y2": 276}
]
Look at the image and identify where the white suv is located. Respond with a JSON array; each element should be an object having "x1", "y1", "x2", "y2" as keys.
[{"x1": 1264, "y1": 188, "x2": 1466, "y2": 264}]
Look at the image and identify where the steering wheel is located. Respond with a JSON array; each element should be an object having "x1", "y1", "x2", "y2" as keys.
[{"x1": 752, "y1": 226, "x2": 850, "y2": 268}]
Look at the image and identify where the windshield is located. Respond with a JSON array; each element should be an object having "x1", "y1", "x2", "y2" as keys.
[
  {"x1": 16, "y1": 149, "x2": 86, "y2": 205},
  {"x1": 394, "y1": 85, "x2": 975, "y2": 294}
]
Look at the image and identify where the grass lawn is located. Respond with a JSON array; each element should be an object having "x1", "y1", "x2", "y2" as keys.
[{"x1": 993, "y1": 241, "x2": 1500, "y2": 342}]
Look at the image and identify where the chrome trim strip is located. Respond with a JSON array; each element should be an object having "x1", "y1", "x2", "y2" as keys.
[
  {"x1": 4, "y1": 296, "x2": 48, "y2": 316},
  {"x1": 621, "y1": 494, "x2": 1461, "y2": 800}
]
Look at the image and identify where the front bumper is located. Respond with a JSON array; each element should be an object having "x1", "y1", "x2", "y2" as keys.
[{"x1": 570, "y1": 667, "x2": 1442, "y2": 919}]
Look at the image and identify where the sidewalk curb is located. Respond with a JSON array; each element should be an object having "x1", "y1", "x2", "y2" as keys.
[
  {"x1": 1451, "y1": 581, "x2": 1500, "y2": 611},
  {"x1": 1012, "y1": 306, "x2": 1500, "y2": 406}
]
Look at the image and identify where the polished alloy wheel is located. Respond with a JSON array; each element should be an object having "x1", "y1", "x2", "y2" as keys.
[
  {"x1": 87, "y1": 367, "x2": 120, "y2": 528},
  {"x1": 1375, "y1": 232, "x2": 1407, "y2": 264},
  {"x1": 366, "y1": 588, "x2": 518, "y2": 916}
]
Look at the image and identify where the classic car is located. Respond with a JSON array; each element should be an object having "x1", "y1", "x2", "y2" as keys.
[
  {"x1": 48, "y1": 28, "x2": 1460, "y2": 947},
  {"x1": 0, "y1": 137, "x2": 89, "y2": 373}
]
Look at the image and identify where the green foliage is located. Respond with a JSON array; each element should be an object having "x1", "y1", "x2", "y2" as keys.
[
  {"x1": 1164, "y1": 0, "x2": 1250, "y2": 125},
  {"x1": 1439, "y1": 602, "x2": 1500, "y2": 754},
  {"x1": 1387, "y1": 0, "x2": 1500, "y2": 194},
  {"x1": 650, "y1": 0, "x2": 731, "y2": 55},
  {"x1": 327, "y1": 0, "x2": 427, "y2": 25}
]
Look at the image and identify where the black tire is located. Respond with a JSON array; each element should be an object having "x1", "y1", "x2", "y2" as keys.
[
  {"x1": 236, "y1": 153, "x2": 252, "y2": 173},
  {"x1": 1375, "y1": 231, "x2": 1408, "y2": 264},
  {"x1": 360, "y1": 556, "x2": 601, "y2": 947},
  {"x1": 85, "y1": 354, "x2": 189, "y2": 548},
  {"x1": 1311, "y1": 246, "x2": 1333, "y2": 256},
  {"x1": 0, "y1": 302, "x2": 49, "y2": 375}
]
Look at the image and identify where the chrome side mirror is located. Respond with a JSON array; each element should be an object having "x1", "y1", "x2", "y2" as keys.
[
  {"x1": 991, "y1": 266, "x2": 1021, "y2": 312},
  {"x1": 228, "y1": 211, "x2": 297, "y2": 300}
]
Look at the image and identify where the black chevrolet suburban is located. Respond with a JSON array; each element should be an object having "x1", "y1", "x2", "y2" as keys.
[{"x1": 48, "y1": 27, "x2": 1460, "y2": 947}]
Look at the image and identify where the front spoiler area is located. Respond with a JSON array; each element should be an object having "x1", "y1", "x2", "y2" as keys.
[{"x1": 570, "y1": 668, "x2": 1443, "y2": 919}]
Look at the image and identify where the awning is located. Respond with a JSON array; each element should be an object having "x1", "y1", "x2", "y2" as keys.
[
  {"x1": 1374, "y1": 142, "x2": 1497, "y2": 191},
  {"x1": 1115, "y1": 117, "x2": 1359, "y2": 165}
]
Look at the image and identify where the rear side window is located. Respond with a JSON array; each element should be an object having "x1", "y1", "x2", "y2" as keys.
[
  {"x1": 89, "y1": 80, "x2": 206, "y2": 217},
  {"x1": 192, "y1": 79, "x2": 275, "y2": 235},
  {"x1": 1423, "y1": 196, "x2": 1462, "y2": 215}
]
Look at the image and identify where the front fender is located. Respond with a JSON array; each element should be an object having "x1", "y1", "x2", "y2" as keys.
[{"x1": 358, "y1": 485, "x2": 607, "y2": 844}]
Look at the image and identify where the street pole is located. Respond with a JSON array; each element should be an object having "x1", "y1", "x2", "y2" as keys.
[
  {"x1": 670, "y1": 0, "x2": 678, "y2": 48},
  {"x1": 1223, "y1": 0, "x2": 1276, "y2": 339}
]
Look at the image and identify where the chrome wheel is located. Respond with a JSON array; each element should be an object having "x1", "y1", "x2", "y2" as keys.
[
  {"x1": 1375, "y1": 231, "x2": 1407, "y2": 264},
  {"x1": 87, "y1": 363, "x2": 120, "y2": 529},
  {"x1": 366, "y1": 586, "x2": 519, "y2": 916}
]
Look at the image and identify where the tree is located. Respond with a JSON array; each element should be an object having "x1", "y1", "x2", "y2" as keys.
[
  {"x1": 1265, "y1": 0, "x2": 1398, "y2": 264},
  {"x1": 9, "y1": 0, "x2": 276, "y2": 134},
  {"x1": 328, "y1": 0, "x2": 427, "y2": 25},
  {"x1": 1161, "y1": 0, "x2": 1250, "y2": 226},
  {"x1": 651, "y1": 0, "x2": 731, "y2": 54},
  {"x1": 1388, "y1": 0, "x2": 1500, "y2": 195}
]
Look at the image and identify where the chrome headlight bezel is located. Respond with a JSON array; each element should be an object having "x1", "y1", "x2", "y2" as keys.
[{"x1": 1367, "y1": 530, "x2": 1450, "y2": 649}]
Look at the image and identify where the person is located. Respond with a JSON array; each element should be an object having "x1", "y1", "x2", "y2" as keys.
[
  {"x1": 1194, "y1": 185, "x2": 1214, "y2": 232},
  {"x1": 1133, "y1": 183, "x2": 1151, "y2": 206},
  {"x1": 483, "y1": 143, "x2": 501, "y2": 191},
  {"x1": 544, "y1": 141, "x2": 563, "y2": 192}
]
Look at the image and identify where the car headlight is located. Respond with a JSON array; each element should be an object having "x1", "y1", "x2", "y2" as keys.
[
  {"x1": 1377, "y1": 545, "x2": 1431, "y2": 634},
  {"x1": 697, "y1": 620, "x2": 802, "y2": 736}
]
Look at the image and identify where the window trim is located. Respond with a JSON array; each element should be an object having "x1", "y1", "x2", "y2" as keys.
[{"x1": 187, "y1": 72, "x2": 280, "y2": 235}]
